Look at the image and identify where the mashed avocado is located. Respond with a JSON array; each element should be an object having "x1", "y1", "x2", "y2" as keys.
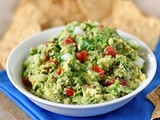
[{"x1": 22, "y1": 21, "x2": 146, "y2": 104}]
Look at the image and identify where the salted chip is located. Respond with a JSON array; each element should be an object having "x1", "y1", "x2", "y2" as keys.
[
  {"x1": 0, "y1": 1, "x2": 41, "y2": 68},
  {"x1": 32, "y1": 0, "x2": 66, "y2": 28},
  {"x1": 146, "y1": 85, "x2": 160, "y2": 106},
  {"x1": 146, "y1": 85, "x2": 160, "y2": 120},
  {"x1": 151, "y1": 102, "x2": 160, "y2": 120},
  {"x1": 101, "y1": 0, "x2": 160, "y2": 50},
  {"x1": 63, "y1": 0, "x2": 86, "y2": 23},
  {"x1": 76, "y1": 0, "x2": 113, "y2": 21},
  {"x1": 0, "y1": 63, "x2": 3, "y2": 69}
]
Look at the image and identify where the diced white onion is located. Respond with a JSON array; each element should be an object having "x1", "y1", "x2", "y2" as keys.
[
  {"x1": 86, "y1": 88, "x2": 97, "y2": 96},
  {"x1": 61, "y1": 53, "x2": 72, "y2": 61},
  {"x1": 133, "y1": 56, "x2": 145, "y2": 69},
  {"x1": 32, "y1": 54, "x2": 39, "y2": 63},
  {"x1": 93, "y1": 21, "x2": 100, "y2": 26},
  {"x1": 73, "y1": 26, "x2": 84, "y2": 35}
]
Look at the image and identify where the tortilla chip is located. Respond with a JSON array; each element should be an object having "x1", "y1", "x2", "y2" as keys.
[
  {"x1": 30, "y1": 0, "x2": 66, "y2": 28},
  {"x1": 63, "y1": 0, "x2": 86, "y2": 23},
  {"x1": 0, "y1": 1, "x2": 41, "y2": 68},
  {"x1": 146, "y1": 85, "x2": 160, "y2": 106},
  {"x1": 0, "y1": 63, "x2": 3, "y2": 70},
  {"x1": 50, "y1": 16, "x2": 65, "y2": 27},
  {"x1": 0, "y1": 0, "x2": 160, "y2": 69},
  {"x1": 151, "y1": 102, "x2": 160, "y2": 120},
  {"x1": 76, "y1": 0, "x2": 113, "y2": 21},
  {"x1": 102, "y1": 0, "x2": 160, "y2": 50},
  {"x1": 30, "y1": 0, "x2": 86, "y2": 27},
  {"x1": 147, "y1": 85, "x2": 160, "y2": 120}
]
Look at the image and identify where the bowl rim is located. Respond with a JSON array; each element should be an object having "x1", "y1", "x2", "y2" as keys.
[{"x1": 6, "y1": 26, "x2": 157, "y2": 109}]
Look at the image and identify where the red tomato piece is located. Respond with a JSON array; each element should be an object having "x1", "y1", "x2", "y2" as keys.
[
  {"x1": 119, "y1": 79, "x2": 128, "y2": 86},
  {"x1": 105, "y1": 78, "x2": 128, "y2": 86},
  {"x1": 92, "y1": 65, "x2": 104, "y2": 77},
  {"x1": 75, "y1": 52, "x2": 83, "y2": 62},
  {"x1": 105, "y1": 46, "x2": 118, "y2": 57},
  {"x1": 105, "y1": 78, "x2": 116, "y2": 86},
  {"x1": 63, "y1": 37, "x2": 74, "y2": 45},
  {"x1": 56, "y1": 68, "x2": 63, "y2": 75},
  {"x1": 45, "y1": 55, "x2": 50, "y2": 61},
  {"x1": 76, "y1": 50, "x2": 88, "y2": 62},
  {"x1": 22, "y1": 77, "x2": 32, "y2": 88},
  {"x1": 65, "y1": 87, "x2": 74, "y2": 97},
  {"x1": 81, "y1": 50, "x2": 88, "y2": 59}
]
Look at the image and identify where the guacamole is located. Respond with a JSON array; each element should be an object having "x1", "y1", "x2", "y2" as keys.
[{"x1": 22, "y1": 21, "x2": 146, "y2": 105}]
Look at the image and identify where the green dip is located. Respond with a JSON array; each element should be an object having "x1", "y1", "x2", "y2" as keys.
[{"x1": 22, "y1": 21, "x2": 146, "y2": 105}]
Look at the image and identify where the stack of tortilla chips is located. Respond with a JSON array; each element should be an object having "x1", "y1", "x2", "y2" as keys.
[{"x1": 0, "y1": 0, "x2": 160, "y2": 68}]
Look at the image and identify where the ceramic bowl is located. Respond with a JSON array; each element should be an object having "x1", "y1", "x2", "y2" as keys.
[{"x1": 6, "y1": 26, "x2": 157, "y2": 117}]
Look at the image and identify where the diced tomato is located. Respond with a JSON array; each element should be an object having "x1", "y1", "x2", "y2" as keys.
[
  {"x1": 105, "y1": 46, "x2": 118, "y2": 57},
  {"x1": 45, "y1": 55, "x2": 50, "y2": 61},
  {"x1": 105, "y1": 78, "x2": 116, "y2": 86},
  {"x1": 56, "y1": 68, "x2": 63, "y2": 75},
  {"x1": 22, "y1": 77, "x2": 32, "y2": 88},
  {"x1": 43, "y1": 58, "x2": 58, "y2": 65},
  {"x1": 92, "y1": 65, "x2": 104, "y2": 77},
  {"x1": 81, "y1": 50, "x2": 88, "y2": 58},
  {"x1": 63, "y1": 37, "x2": 74, "y2": 45},
  {"x1": 119, "y1": 79, "x2": 128, "y2": 86},
  {"x1": 65, "y1": 87, "x2": 74, "y2": 97},
  {"x1": 76, "y1": 52, "x2": 83, "y2": 62},
  {"x1": 105, "y1": 78, "x2": 128, "y2": 86},
  {"x1": 44, "y1": 50, "x2": 51, "y2": 61},
  {"x1": 76, "y1": 50, "x2": 88, "y2": 62}
]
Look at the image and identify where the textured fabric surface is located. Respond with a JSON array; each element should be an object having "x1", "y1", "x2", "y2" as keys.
[{"x1": 0, "y1": 40, "x2": 159, "y2": 120}]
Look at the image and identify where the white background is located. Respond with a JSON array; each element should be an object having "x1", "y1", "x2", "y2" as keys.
[{"x1": 0, "y1": 0, "x2": 19, "y2": 39}]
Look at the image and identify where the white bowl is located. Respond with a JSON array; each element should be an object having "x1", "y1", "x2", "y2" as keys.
[{"x1": 6, "y1": 26, "x2": 157, "y2": 117}]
